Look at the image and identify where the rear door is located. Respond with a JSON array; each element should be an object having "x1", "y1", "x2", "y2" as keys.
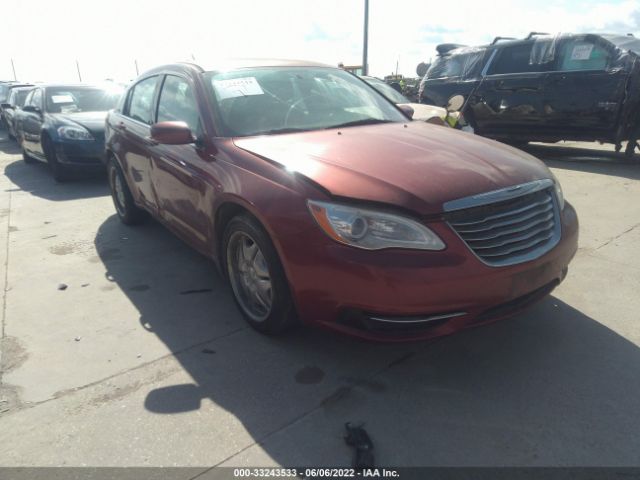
[
  {"x1": 116, "y1": 75, "x2": 161, "y2": 214},
  {"x1": 148, "y1": 74, "x2": 211, "y2": 249},
  {"x1": 542, "y1": 36, "x2": 627, "y2": 140},
  {"x1": 472, "y1": 42, "x2": 548, "y2": 137}
]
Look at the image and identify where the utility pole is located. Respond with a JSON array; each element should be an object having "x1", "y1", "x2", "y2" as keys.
[
  {"x1": 76, "y1": 60, "x2": 82, "y2": 82},
  {"x1": 134, "y1": 59, "x2": 139, "y2": 76},
  {"x1": 362, "y1": 0, "x2": 369, "y2": 75},
  {"x1": 10, "y1": 59, "x2": 17, "y2": 81}
]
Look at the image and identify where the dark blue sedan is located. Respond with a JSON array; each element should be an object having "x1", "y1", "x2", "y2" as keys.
[{"x1": 15, "y1": 84, "x2": 123, "y2": 181}]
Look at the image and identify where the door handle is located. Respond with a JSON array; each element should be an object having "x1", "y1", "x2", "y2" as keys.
[{"x1": 116, "y1": 122, "x2": 127, "y2": 131}]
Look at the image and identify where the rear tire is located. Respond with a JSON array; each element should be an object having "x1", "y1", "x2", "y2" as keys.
[
  {"x1": 42, "y1": 136, "x2": 69, "y2": 182},
  {"x1": 107, "y1": 158, "x2": 146, "y2": 225},
  {"x1": 223, "y1": 214, "x2": 297, "y2": 334}
]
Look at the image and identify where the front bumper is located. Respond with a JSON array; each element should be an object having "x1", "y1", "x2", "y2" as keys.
[
  {"x1": 281, "y1": 202, "x2": 579, "y2": 342},
  {"x1": 54, "y1": 139, "x2": 105, "y2": 167}
]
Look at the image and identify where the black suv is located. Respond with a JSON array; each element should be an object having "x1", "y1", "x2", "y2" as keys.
[{"x1": 419, "y1": 33, "x2": 640, "y2": 156}]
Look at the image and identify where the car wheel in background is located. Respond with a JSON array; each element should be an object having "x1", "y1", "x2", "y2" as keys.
[
  {"x1": 42, "y1": 136, "x2": 69, "y2": 182},
  {"x1": 107, "y1": 158, "x2": 146, "y2": 225},
  {"x1": 223, "y1": 214, "x2": 297, "y2": 334}
]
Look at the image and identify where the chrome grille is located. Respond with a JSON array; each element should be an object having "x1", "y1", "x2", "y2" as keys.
[{"x1": 445, "y1": 180, "x2": 561, "y2": 266}]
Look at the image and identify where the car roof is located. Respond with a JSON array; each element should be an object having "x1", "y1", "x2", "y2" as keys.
[{"x1": 140, "y1": 58, "x2": 337, "y2": 77}]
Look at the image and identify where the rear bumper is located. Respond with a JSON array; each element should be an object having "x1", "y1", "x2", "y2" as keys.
[{"x1": 281, "y1": 202, "x2": 579, "y2": 342}]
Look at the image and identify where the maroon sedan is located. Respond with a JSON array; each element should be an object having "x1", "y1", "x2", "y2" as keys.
[{"x1": 105, "y1": 60, "x2": 578, "y2": 342}]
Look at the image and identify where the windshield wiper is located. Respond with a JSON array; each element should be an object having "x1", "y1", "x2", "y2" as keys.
[
  {"x1": 252, "y1": 127, "x2": 309, "y2": 135},
  {"x1": 324, "y1": 119, "x2": 393, "y2": 129}
]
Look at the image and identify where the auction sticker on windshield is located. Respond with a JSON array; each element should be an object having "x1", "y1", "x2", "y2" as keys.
[
  {"x1": 51, "y1": 94, "x2": 75, "y2": 104},
  {"x1": 213, "y1": 77, "x2": 264, "y2": 100}
]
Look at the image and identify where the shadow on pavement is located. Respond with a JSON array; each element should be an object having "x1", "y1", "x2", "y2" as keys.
[
  {"x1": 95, "y1": 213, "x2": 640, "y2": 466},
  {"x1": 522, "y1": 143, "x2": 640, "y2": 180},
  {"x1": 2, "y1": 157, "x2": 108, "y2": 201}
]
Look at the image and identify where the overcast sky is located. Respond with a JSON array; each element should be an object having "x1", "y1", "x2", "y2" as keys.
[{"x1": 1, "y1": 0, "x2": 638, "y2": 83}]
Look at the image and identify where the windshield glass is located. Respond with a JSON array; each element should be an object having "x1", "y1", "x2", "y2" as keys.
[
  {"x1": 205, "y1": 67, "x2": 406, "y2": 137},
  {"x1": 363, "y1": 77, "x2": 409, "y2": 104},
  {"x1": 45, "y1": 87, "x2": 123, "y2": 114}
]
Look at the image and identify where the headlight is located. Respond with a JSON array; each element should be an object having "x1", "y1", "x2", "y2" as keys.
[
  {"x1": 307, "y1": 200, "x2": 445, "y2": 251},
  {"x1": 57, "y1": 125, "x2": 94, "y2": 141},
  {"x1": 550, "y1": 173, "x2": 565, "y2": 210}
]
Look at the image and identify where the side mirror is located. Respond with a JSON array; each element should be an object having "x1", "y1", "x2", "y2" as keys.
[
  {"x1": 0, "y1": 103, "x2": 12, "y2": 110},
  {"x1": 22, "y1": 105, "x2": 41, "y2": 114},
  {"x1": 447, "y1": 95, "x2": 465, "y2": 112},
  {"x1": 398, "y1": 104, "x2": 414, "y2": 119},
  {"x1": 150, "y1": 121, "x2": 195, "y2": 145},
  {"x1": 416, "y1": 62, "x2": 430, "y2": 78}
]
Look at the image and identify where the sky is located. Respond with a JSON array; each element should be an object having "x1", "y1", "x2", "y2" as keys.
[{"x1": 1, "y1": 0, "x2": 638, "y2": 84}]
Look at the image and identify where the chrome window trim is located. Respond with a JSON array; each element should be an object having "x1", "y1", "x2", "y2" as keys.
[{"x1": 443, "y1": 178, "x2": 554, "y2": 212}]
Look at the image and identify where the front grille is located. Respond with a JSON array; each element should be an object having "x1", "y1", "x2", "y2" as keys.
[{"x1": 447, "y1": 186, "x2": 560, "y2": 266}]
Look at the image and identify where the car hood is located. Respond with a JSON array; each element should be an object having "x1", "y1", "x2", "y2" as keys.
[
  {"x1": 53, "y1": 111, "x2": 107, "y2": 134},
  {"x1": 233, "y1": 122, "x2": 553, "y2": 216},
  {"x1": 400, "y1": 103, "x2": 446, "y2": 122}
]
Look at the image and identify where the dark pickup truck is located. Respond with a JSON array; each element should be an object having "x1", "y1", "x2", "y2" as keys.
[{"x1": 418, "y1": 32, "x2": 640, "y2": 156}]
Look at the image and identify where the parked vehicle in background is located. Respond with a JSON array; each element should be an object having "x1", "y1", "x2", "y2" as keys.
[
  {"x1": 105, "y1": 60, "x2": 578, "y2": 342},
  {"x1": 1, "y1": 86, "x2": 34, "y2": 139},
  {"x1": 0, "y1": 83, "x2": 32, "y2": 129},
  {"x1": 14, "y1": 84, "x2": 123, "y2": 181},
  {"x1": 361, "y1": 75, "x2": 447, "y2": 124},
  {"x1": 419, "y1": 32, "x2": 640, "y2": 156}
]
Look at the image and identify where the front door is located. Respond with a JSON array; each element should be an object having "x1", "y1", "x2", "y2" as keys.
[
  {"x1": 472, "y1": 42, "x2": 548, "y2": 138},
  {"x1": 22, "y1": 88, "x2": 45, "y2": 158},
  {"x1": 148, "y1": 74, "x2": 212, "y2": 250},
  {"x1": 541, "y1": 36, "x2": 627, "y2": 140}
]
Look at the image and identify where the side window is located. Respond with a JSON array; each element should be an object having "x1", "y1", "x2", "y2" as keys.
[
  {"x1": 127, "y1": 76, "x2": 158, "y2": 125},
  {"x1": 23, "y1": 90, "x2": 34, "y2": 107},
  {"x1": 7, "y1": 90, "x2": 17, "y2": 106},
  {"x1": 157, "y1": 75, "x2": 202, "y2": 135},
  {"x1": 487, "y1": 44, "x2": 542, "y2": 75},
  {"x1": 557, "y1": 40, "x2": 610, "y2": 71},
  {"x1": 31, "y1": 89, "x2": 43, "y2": 109}
]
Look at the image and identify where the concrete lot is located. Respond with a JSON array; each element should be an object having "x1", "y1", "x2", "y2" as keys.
[{"x1": 0, "y1": 129, "x2": 639, "y2": 467}]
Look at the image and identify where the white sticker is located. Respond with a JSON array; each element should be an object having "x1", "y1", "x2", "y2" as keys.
[
  {"x1": 213, "y1": 77, "x2": 264, "y2": 100},
  {"x1": 570, "y1": 44, "x2": 594, "y2": 61},
  {"x1": 51, "y1": 94, "x2": 75, "y2": 104}
]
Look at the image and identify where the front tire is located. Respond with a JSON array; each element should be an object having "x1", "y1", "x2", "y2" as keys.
[
  {"x1": 107, "y1": 158, "x2": 146, "y2": 225},
  {"x1": 223, "y1": 214, "x2": 297, "y2": 334},
  {"x1": 42, "y1": 136, "x2": 69, "y2": 182}
]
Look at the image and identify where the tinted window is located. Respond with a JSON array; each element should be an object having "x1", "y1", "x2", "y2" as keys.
[
  {"x1": 16, "y1": 90, "x2": 31, "y2": 107},
  {"x1": 127, "y1": 76, "x2": 158, "y2": 124},
  {"x1": 157, "y1": 75, "x2": 201, "y2": 134},
  {"x1": 488, "y1": 43, "x2": 545, "y2": 75},
  {"x1": 45, "y1": 87, "x2": 122, "y2": 114},
  {"x1": 427, "y1": 56, "x2": 464, "y2": 79},
  {"x1": 557, "y1": 39, "x2": 610, "y2": 71}
]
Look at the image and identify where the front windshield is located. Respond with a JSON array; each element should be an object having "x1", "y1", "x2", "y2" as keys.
[
  {"x1": 45, "y1": 87, "x2": 122, "y2": 114},
  {"x1": 364, "y1": 77, "x2": 409, "y2": 104},
  {"x1": 205, "y1": 67, "x2": 406, "y2": 137}
]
